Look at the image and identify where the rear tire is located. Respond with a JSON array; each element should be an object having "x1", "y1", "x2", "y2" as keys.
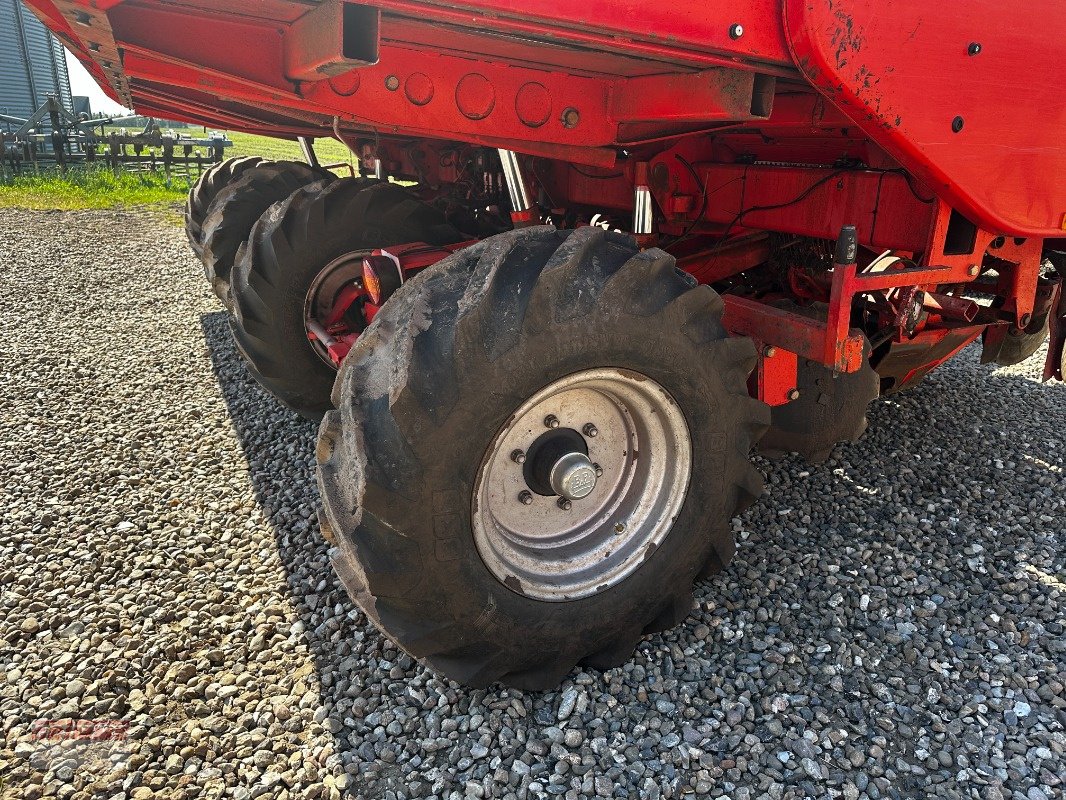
[
  {"x1": 200, "y1": 161, "x2": 335, "y2": 306},
  {"x1": 229, "y1": 180, "x2": 465, "y2": 420},
  {"x1": 317, "y1": 226, "x2": 768, "y2": 688},
  {"x1": 185, "y1": 156, "x2": 265, "y2": 259},
  {"x1": 757, "y1": 302, "x2": 878, "y2": 462}
]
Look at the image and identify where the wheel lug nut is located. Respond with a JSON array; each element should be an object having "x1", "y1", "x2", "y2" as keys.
[
  {"x1": 583, "y1": 423, "x2": 598, "y2": 438},
  {"x1": 593, "y1": 463, "x2": 603, "y2": 477},
  {"x1": 544, "y1": 415, "x2": 560, "y2": 429},
  {"x1": 518, "y1": 490, "x2": 533, "y2": 505},
  {"x1": 511, "y1": 449, "x2": 526, "y2": 464},
  {"x1": 557, "y1": 497, "x2": 572, "y2": 511}
]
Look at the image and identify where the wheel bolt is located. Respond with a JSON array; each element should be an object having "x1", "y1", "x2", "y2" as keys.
[
  {"x1": 544, "y1": 414, "x2": 560, "y2": 429},
  {"x1": 583, "y1": 423, "x2": 598, "y2": 438},
  {"x1": 557, "y1": 497, "x2": 572, "y2": 511},
  {"x1": 518, "y1": 490, "x2": 533, "y2": 505},
  {"x1": 787, "y1": 388, "x2": 801, "y2": 401},
  {"x1": 593, "y1": 463, "x2": 603, "y2": 477},
  {"x1": 511, "y1": 449, "x2": 526, "y2": 464}
]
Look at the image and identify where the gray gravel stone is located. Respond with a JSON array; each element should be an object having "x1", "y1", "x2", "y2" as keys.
[
  {"x1": 0, "y1": 207, "x2": 1063, "y2": 800},
  {"x1": 557, "y1": 687, "x2": 578, "y2": 721}
]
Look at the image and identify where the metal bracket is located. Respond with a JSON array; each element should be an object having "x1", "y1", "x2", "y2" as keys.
[{"x1": 284, "y1": 1, "x2": 380, "y2": 81}]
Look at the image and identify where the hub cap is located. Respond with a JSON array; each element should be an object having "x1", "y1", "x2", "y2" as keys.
[
  {"x1": 550, "y1": 452, "x2": 598, "y2": 500},
  {"x1": 472, "y1": 368, "x2": 692, "y2": 601}
]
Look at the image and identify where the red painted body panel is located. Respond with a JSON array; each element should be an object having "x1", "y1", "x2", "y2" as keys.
[
  {"x1": 23, "y1": 0, "x2": 1066, "y2": 385},
  {"x1": 26, "y1": 0, "x2": 1065, "y2": 237},
  {"x1": 784, "y1": 0, "x2": 1066, "y2": 237}
]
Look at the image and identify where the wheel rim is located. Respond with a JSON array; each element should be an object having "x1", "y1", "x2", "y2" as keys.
[
  {"x1": 303, "y1": 251, "x2": 369, "y2": 368},
  {"x1": 472, "y1": 368, "x2": 692, "y2": 601}
]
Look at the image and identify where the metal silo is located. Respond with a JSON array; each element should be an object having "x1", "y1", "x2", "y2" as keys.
[{"x1": 1, "y1": 0, "x2": 73, "y2": 121}]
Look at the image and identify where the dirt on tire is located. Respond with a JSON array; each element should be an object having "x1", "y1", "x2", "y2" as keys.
[{"x1": 317, "y1": 226, "x2": 769, "y2": 688}]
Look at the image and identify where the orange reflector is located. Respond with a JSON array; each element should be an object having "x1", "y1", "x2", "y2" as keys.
[{"x1": 361, "y1": 257, "x2": 382, "y2": 305}]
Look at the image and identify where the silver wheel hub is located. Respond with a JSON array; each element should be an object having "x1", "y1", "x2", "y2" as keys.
[
  {"x1": 550, "y1": 452, "x2": 598, "y2": 500},
  {"x1": 472, "y1": 368, "x2": 692, "y2": 601}
]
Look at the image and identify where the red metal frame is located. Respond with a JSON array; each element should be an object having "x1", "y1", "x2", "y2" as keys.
[
  {"x1": 784, "y1": 0, "x2": 1066, "y2": 238},
  {"x1": 750, "y1": 346, "x2": 799, "y2": 407},
  {"x1": 28, "y1": 0, "x2": 1066, "y2": 235},
  {"x1": 24, "y1": 0, "x2": 1065, "y2": 393}
]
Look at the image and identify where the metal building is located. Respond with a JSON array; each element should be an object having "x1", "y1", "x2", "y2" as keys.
[{"x1": 1, "y1": 0, "x2": 73, "y2": 121}]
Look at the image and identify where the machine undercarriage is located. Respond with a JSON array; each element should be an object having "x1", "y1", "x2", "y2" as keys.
[{"x1": 27, "y1": 0, "x2": 1066, "y2": 687}]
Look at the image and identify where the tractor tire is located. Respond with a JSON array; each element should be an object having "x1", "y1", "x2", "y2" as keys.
[
  {"x1": 229, "y1": 179, "x2": 465, "y2": 420},
  {"x1": 185, "y1": 156, "x2": 265, "y2": 259},
  {"x1": 757, "y1": 356, "x2": 880, "y2": 462},
  {"x1": 200, "y1": 161, "x2": 335, "y2": 306},
  {"x1": 317, "y1": 226, "x2": 769, "y2": 689}
]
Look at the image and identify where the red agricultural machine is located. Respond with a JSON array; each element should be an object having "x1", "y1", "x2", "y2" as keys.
[{"x1": 29, "y1": 0, "x2": 1066, "y2": 687}]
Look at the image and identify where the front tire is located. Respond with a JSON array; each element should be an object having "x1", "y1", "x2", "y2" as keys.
[{"x1": 317, "y1": 226, "x2": 768, "y2": 688}]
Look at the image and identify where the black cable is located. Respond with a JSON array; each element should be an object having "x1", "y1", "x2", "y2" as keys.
[
  {"x1": 531, "y1": 159, "x2": 559, "y2": 208},
  {"x1": 682, "y1": 167, "x2": 852, "y2": 266},
  {"x1": 673, "y1": 154, "x2": 708, "y2": 242},
  {"x1": 666, "y1": 158, "x2": 748, "y2": 248},
  {"x1": 569, "y1": 163, "x2": 624, "y2": 179},
  {"x1": 729, "y1": 167, "x2": 851, "y2": 228},
  {"x1": 896, "y1": 169, "x2": 937, "y2": 204}
]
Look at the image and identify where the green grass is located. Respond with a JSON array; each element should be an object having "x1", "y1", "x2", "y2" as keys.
[
  {"x1": 223, "y1": 130, "x2": 356, "y2": 170},
  {"x1": 0, "y1": 166, "x2": 188, "y2": 211},
  {"x1": 0, "y1": 130, "x2": 358, "y2": 211}
]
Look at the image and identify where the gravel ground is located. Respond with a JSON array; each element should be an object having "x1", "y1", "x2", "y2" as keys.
[{"x1": 1, "y1": 206, "x2": 1064, "y2": 800}]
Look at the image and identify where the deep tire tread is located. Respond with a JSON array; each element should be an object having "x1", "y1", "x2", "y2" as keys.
[
  {"x1": 320, "y1": 226, "x2": 768, "y2": 688},
  {"x1": 230, "y1": 180, "x2": 464, "y2": 419},
  {"x1": 200, "y1": 161, "x2": 333, "y2": 305},
  {"x1": 185, "y1": 156, "x2": 265, "y2": 258}
]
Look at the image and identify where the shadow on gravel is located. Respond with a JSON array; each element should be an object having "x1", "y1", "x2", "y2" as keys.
[{"x1": 202, "y1": 308, "x2": 1066, "y2": 800}]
